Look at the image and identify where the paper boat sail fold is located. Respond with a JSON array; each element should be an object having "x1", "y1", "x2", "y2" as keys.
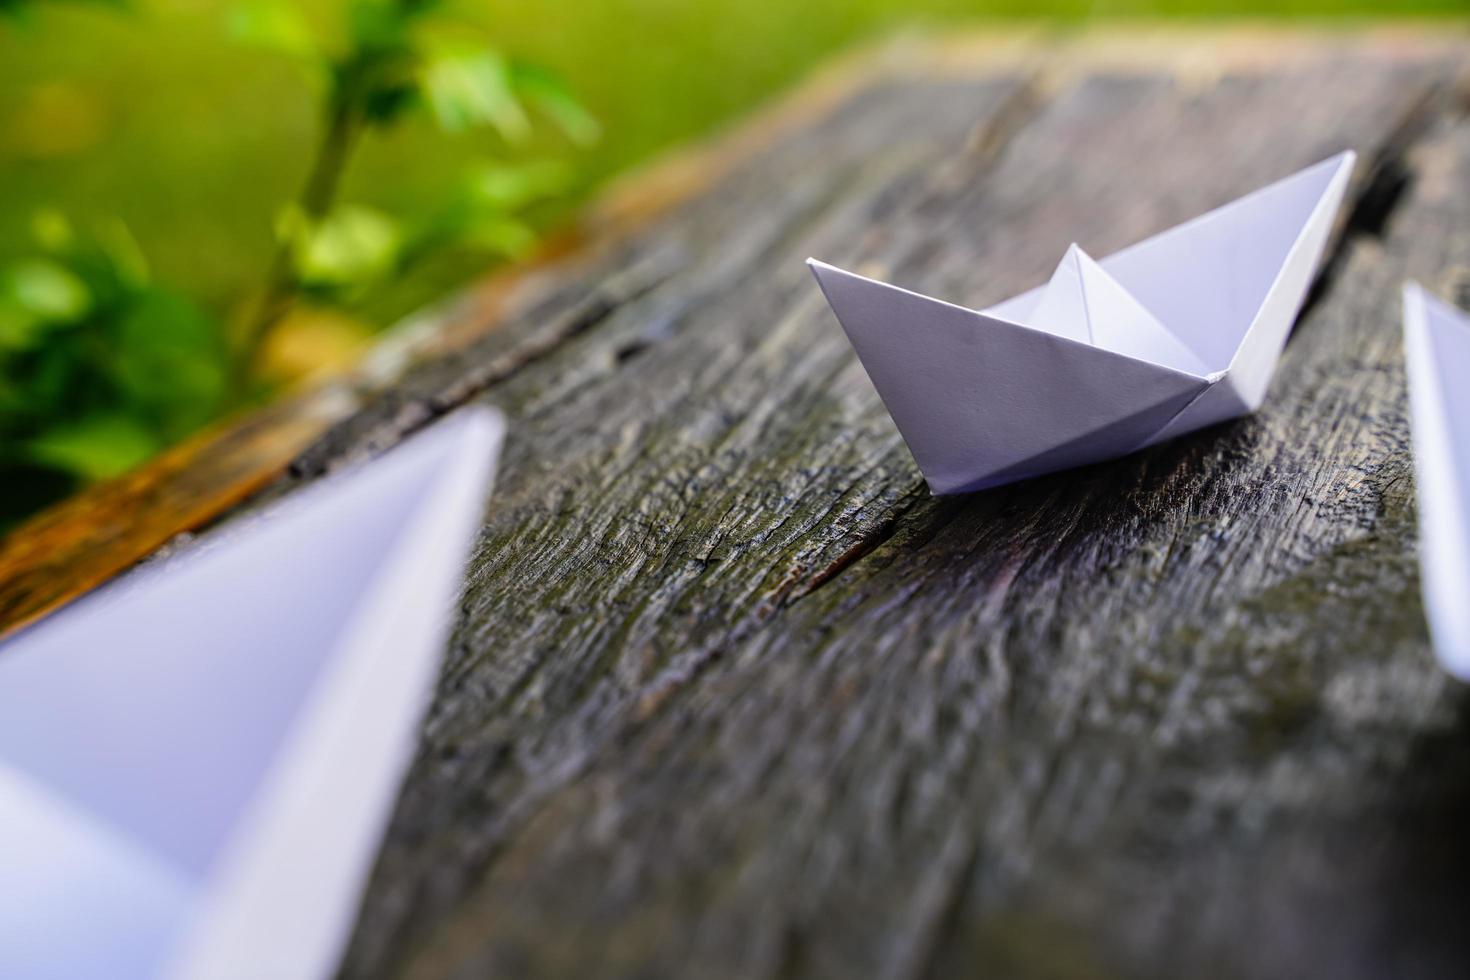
[
  {"x1": 1403, "y1": 284, "x2": 1470, "y2": 680},
  {"x1": 809, "y1": 151, "x2": 1356, "y2": 493},
  {"x1": 0, "y1": 407, "x2": 505, "y2": 980}
]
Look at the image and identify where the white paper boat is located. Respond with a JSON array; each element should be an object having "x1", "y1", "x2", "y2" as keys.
[
  {"x1": 0, "y1": 407, "x2": 505, "y2": 980},
  {"x1": 809, "y1": 151, "x2": 1356, "y2": 494},
  {"x1": 1402, "y1": 284, "x2": 1470, "y2": 680}
]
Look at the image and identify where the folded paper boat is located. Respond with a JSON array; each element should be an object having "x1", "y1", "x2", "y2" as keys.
[
  {"x1": 808, "y1": 151, "x2": 1357, "y2": 494},
  {"x1": 1402, "y1": 284, "x2": 1470, "y2": 681},
  {"x1": 0, "y1": 407, "x2": 505, "y2": 980}
]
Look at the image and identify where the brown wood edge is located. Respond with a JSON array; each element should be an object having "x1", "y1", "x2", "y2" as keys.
[{"x1": 1, "y1": 23, "x2": 1464, "y2": 641}]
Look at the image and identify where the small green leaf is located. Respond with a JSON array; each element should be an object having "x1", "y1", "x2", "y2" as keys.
[
  {"x1": 26, "y1": 414, "x2": 160, "y2": 481},
  {"x1": 95, "y1": 216, "x2": 149, "y2": 286},
  {"x1": 4, "y1": 259, "x2": 91, "y2": 323},
  {"x1": 111, "y1": 287, "x2": 225, "y2": 435},
  {"x1": 420, "y1": 45, "x2": 530, "y2": 141},
  {"x1": 461, "y1": 216, "x2": 536, "y2": 258},
  {"x1": 465, "y1": 160, "x2": 573, "y2": 210},
  {"x1": 347, "y1": 0, "x2": 415, "y2": 53},
  {"x1": 511, "y1": 62, "x2": 600, "y2": 146},
  {"x1": 293, "y1": 204, "x2": 401, "y2": 288}
]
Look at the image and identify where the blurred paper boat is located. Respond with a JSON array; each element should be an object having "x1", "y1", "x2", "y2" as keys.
[
  {"x1": 1402, "y1": 284, "x2": 1470, "y2": 681},
  {"x1": 809, "y1": 151, "x2": 1356, "y2": 494},
  {"x1": 0, "y1": 407, "x2": 505, "y2": 980}
]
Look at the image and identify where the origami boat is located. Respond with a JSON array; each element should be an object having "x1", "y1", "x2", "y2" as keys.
[
  {"x1": 809, "y1": 151, "x2": 1357, "y2": 494},
  {"x1": 1402, "y1": 284, "x2": 1470, "y2": 681},
  {"x1": 0, "y1": 408, "x2": 504, "y2": 980}
]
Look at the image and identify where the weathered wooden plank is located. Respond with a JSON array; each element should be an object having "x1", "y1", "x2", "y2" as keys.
[{"x1": 262, "y1": 37, "x2": 1470, "y2": 980}]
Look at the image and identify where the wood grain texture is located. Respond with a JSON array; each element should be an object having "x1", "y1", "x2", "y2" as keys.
[
  {"x1": 289, "y1": 33, "x2": 1470, "y2": 980},
  {"x1": 11, "y1": 27, "x2": 1470, "y2": 980}
]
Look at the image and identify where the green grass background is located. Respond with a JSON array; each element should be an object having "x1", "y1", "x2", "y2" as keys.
[{"x1": 3, "y1": 0, "x2": 1467, "y2": 331}]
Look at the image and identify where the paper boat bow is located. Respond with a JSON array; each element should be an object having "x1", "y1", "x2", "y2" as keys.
[
  {"x1": 0, "y1": 408, "x2": 504, "y2": 980},
  {"x1": 809, "y1": 151, "x2": 1356, "y2": 494},
  {"x1": 1403, "y1": 284, "x2": 1470, "y2": 680}
]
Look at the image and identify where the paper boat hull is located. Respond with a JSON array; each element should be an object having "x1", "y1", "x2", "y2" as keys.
[
  {"x1": 0, "y1": 408, "x2": 505, "y2": 980},
  {"x1": 1403, "y1": 284, "x2": 1470, "y2": 680},
  {"x1": 809, "y1": 152, "x2": 1355, "y2": 493}
]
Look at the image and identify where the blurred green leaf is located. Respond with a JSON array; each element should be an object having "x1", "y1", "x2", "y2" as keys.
[
  {"x1": 227, "y1": 0, "x2": 315, "y2": 59},
  {"x1": 511, "y1": 62, "x2": 601, "y2": 146},
  {"x1": 4, "y1": 259, "x2": 91, "y2": 324},
  {"x1": 93, "y1": 216, "x2": 149, "y2": 286},
  {"x1": 292, "y1": 204, "x2": 401, "y2": 288},
  {"x1": 347, "y1": 0, "x2": 417, "y2": 54},
  {"x1": 25, "y1": 414, "x2": 160, "y2": 481},
  {"x1": 111, "y1": 287, "x2": 226, "y2": 435},
  {"x1": 227, "y1": 0, "x2": 328, "y2": 94},
  {"x1": 0, "y1": 212, "x2": 229, "y2": 496},
  {"x1": 393, "y1": 161, "x2": 568, "y2": 272},
  {"x1": 420, "y1": 44, "x2": 530, "y2": 140},
  {"x1": 465, "y1": 159, "x2": 574, "y2": 210},
  {"x1": 361, "y1": 80, "x2": 418, "y2": 123},
  {"x1": 17, "y1": 339, "x2": 75, "y2": 416},
  {"x1": 335, "y1": 2, "x2": 422, "y2": 126},
  {"x1": 459, "y1": 215, "x2": 536, "y2": 258}
]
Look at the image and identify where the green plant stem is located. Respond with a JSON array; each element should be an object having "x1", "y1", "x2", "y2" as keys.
[{"x1": 232, "y1": 90, "x2": 361, "y2": 393}]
